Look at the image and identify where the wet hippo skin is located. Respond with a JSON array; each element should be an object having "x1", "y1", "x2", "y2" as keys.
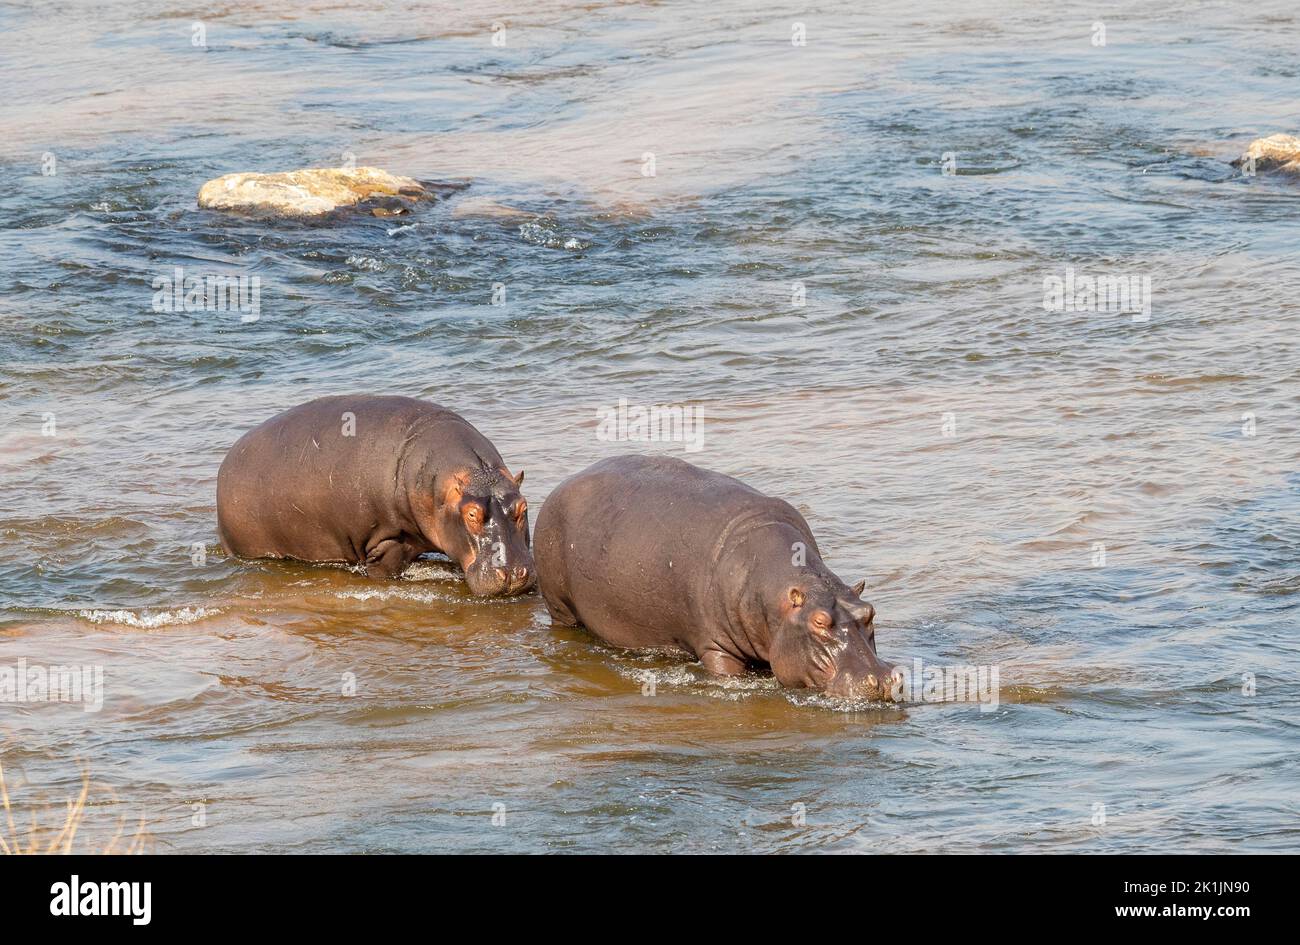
[
  {"x1": 534, "y1": 455, "x2": 900, "y2": 699},
  {"x1": 216, "y1": 395, "x2": 534, "y2": 596}
]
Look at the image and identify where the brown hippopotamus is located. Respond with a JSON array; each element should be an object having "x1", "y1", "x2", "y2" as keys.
[
  {"x1": 534, "y1": 455, "x2": 900, "y2": 699},
  {"x1": 216, "y1": 395, "x2": 534, "y2": 596}
]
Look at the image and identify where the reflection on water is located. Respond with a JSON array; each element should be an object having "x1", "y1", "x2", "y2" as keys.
[{"x1": 1, "y1": 0, "x2": 1297, "y2": 852}]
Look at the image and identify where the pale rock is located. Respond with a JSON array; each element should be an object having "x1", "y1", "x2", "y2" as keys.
[
  {"x1": 1232, "y1": 134, "x2": 1300, "y2": 174},
  {"x1": 197, "y1": 166, "x2": 430, "y2": 218}
]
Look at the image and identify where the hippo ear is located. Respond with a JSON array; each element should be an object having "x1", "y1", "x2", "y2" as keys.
[
  {"x1": 788, "y1": 587, "x2": 805, "y2": 608},
  {"x1": 514, "y1": 469, "x2": 525, "y2": 488},
  {"x1": 852, "y1": 579, "x2": 866, "y2": 597}
]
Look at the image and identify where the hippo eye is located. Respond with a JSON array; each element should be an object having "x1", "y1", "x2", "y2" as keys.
[{"x1": 808, "y1": 611, "x2": 836, "y2": 639}]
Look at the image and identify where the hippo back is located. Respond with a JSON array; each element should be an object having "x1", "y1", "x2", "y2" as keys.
[
  {"x1": 534, "y1": 454, "x2": 810, "y2": 651},
  {"x1": 216, "y1": 394, "x2": 496, "y2": 563}
]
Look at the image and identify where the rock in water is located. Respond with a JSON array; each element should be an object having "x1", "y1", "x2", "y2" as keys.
[
  {"x1": 197, "y1": 167, "x2": 431, "y2": 218},
  {"x1": 1232, "y1": 134, "x2": 1300, "y2": 174},
  {"x1": 450, "y1": 196, "x2": 532, "y2": 221}
]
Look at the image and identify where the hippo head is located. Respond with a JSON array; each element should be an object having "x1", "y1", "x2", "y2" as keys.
[
  {"x1": 432, "y1": 464, "x2": 535, "y2": 597},
  {"x1": 768, "y1": 578, "x2": 900, "y2": 701}
]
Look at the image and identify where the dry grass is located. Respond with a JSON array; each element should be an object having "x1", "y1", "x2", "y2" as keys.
[{"x1": 0, "y1": 758, "x2": 149, "y2": 854}]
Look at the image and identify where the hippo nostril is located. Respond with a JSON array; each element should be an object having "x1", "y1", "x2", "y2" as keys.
[
  {"x1": 494, "y1": 567, "x2": 508, "y2": 584},
  {"x1": 866, "y1": 674, "x2": 878, "y2": 690},
  {"x1": 512, "y1": 566, "x2": 529, "y2": 583}
]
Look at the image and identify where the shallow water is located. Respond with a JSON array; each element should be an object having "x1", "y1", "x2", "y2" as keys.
[{"x1": 1, "y1": 0, "x2": 1297, "y2": 853}]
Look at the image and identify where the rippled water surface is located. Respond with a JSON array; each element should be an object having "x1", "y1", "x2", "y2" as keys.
[{"x1": 1, "y1": 0, "x2": 1297, "y2": 853}]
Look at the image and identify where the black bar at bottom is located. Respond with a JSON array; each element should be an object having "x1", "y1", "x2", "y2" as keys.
[{"x1": 0, "y1": 853, "x2": 1277, "y2": 931}]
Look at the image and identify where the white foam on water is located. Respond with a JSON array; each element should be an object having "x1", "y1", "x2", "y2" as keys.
[
  {"x1": 518, "y1": 219, "x2": 590, "y2": 251},
  {"x1": 614, "y1": 660, "x2": 906, "y2": 710},
  {"x1": 335, "y1": 587, "x2": 458, "y2": 604},
  {"x1": 400, "y1": 562, "x2": 461, "y2": 583},
  {"x1": 785, "y1": 690, "x2": 902, "y2": 713},
  {"x1": 616, "y1": 662, "x2": 783, "y2": 702},
  {"x1": 77, "y1": 606, "x2": 220, "y2": 628}
]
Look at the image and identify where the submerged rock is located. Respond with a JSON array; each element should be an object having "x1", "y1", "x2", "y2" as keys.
[
  {"x1": 1232, "y1": 134, "x2": 1300, "y2": 174},
  {"x1": 197, "y1": 167, "x2": 432, "y2": 218},
  {"x1": 449, "y1": 196, "x2": 532, "y2": 221}
]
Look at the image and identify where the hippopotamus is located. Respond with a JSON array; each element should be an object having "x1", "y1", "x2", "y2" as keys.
[
  {"x1": 216, "y1": 395, "x2": 535, "y2": 596},
  {"x1": 534, "y1": 455, "x2": 901, "y2": 700}
]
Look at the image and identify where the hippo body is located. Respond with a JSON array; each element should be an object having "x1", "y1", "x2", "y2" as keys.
[
  {"x1": 216, "y1": 395, "x2": 534, "y2": 596},
  {"x1": 534, "y1": 455, "x2": 898, "y2": 699}
]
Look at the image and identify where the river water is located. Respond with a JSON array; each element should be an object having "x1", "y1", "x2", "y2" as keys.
[{"x1": 1, "y1": 0, "x2": 1297, "y2": 853}]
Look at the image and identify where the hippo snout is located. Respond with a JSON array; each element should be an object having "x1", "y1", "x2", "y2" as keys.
[
  {"x1": 826, "y1": 666, "x2": 904, "y2": 702},
  {"x1": 505, "y1": 565, "x2": 535, "y2": 594},
  {"x1": 465, "y1": 561, "x2": 535, "y2": 597},
  {"x1": 488, "y1": 565, "x2": 535, "y2": 596}
]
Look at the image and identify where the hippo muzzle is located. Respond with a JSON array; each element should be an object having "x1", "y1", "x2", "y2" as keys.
[
  {"x1": 462, "y1": 524, "x2": 535, "y2": 597},
  {"x1": 448, "y1": 479, "x2": 536, "y2": 597},
  {"x1": 465, "y1": 560, "x2": 536, "y2": 597},
  {"x1": 770, "y1": 596, "x2": 903, "y2": 701},
  {"x1": 825, "y1": 659, "x2": 905, "y2": 702},
  {"x1": 821, "y1": 611, "x2": 901, "y2": 700}
]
